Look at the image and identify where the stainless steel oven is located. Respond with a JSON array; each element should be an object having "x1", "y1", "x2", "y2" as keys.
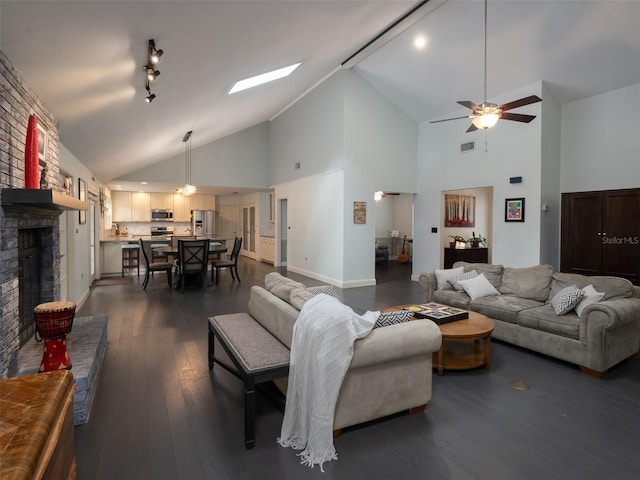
[
  {"x1": 150, "y1": 226, "x2": 174, "y2": 237},
  {"x1": 151, "y1": 209, "x2": 173, "y2": 222}
]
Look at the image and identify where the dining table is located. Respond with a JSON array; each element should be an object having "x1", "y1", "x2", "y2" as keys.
[{"x1": 153, "y1": 242, "x2": 228, "y2": 289}]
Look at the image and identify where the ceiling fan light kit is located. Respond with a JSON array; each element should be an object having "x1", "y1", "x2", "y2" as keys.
[
  {"x1": 431, "y1": 0, "x2": 541, "y2": 132},
  {"x1": 143, "y1": 39, "x2": 163, "y2": 103}
]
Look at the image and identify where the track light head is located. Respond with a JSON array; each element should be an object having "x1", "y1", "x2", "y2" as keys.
[
  {"x1": 151, "y1": 49, "x2": 163, "y2": 64},
  {"x1": 145, "y1": 93, "x2": 156, "y2": 103}
]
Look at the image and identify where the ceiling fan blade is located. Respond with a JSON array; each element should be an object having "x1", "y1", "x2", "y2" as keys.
[
  {"x1": 500, "y1": 95, "x2": 542, "y2": 112},
  {"x1": 501, "y1": 112, "x2": 537, "y2": 123},
  {"x1": 457, "y1": 100, "x2": 481, "y2": 111},
  {"x1": 430, "y1": 115, "x2": 471, "y2": 124},
  {"x1": 466, "y1": 123, "x2": 478, "y2": 133}
]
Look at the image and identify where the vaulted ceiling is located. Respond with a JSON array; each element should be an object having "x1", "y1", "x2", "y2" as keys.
[{"x1": 2, "y1": 1, "x2": 639, "y2": 190}]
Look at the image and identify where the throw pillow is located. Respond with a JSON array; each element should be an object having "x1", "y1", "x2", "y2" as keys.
[
  {"x1": 550, "y1": 285, "x2": 585, "y2": 315},
  {"x1": 457, "y1": 273, "x2": 500, "y2": 301},
  {"x1": 448, "y1": 270, "x2": 478, "y2": 292},
  {"x1": 373, "y1": 310, "x2": 414, "y2": 329},
  {"x1": 434, "y1": 266, "x2": 464, "y2": 291},
  {"x1": 307, "y1": 284, "x2": 340, "y2": 298},
  {"x1": 574, "y1": 284, "x2": 605, "y2": 317},
  {"x1": 265, "y1": 272, "x2": 306, "y2": 302}
]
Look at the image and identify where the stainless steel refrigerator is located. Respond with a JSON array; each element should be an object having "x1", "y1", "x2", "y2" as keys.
[{"x1": 191, "y1": 210, "x2": 217, "y2": 236}]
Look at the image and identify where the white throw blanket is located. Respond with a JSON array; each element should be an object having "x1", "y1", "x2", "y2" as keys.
[{"x1": 277, "y1": 294, "x2": 378, "y2": 471}]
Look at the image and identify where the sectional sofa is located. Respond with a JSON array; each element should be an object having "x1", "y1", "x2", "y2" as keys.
[{"x1": 419, "y1": 262, "x2": 640, "y2": 376}]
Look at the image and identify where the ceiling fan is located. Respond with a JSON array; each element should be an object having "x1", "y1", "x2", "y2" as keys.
[{"x1": 431, "y1": 0, "x2": 541, "y2": 133}]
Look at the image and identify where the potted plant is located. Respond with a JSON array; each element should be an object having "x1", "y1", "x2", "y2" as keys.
[
  {"x1": 467, "y1": 232, "x2": 488, "y2": 248},
  {"x1": 448, "y1": 235, "x2": 466, "y2": 249}
]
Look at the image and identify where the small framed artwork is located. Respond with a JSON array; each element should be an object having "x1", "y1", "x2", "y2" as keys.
[
  {"x1": 78, "y1": 178, "x2": 87, "y2": 224},
  {"x1": 505, "y1": 198, "x2": 525, "y2": 222},
  {"x1": 37, "y1": 124, "x2": 47, "y2": 162},
  {"x1": 353, "y1": 201, "x2": 367, "y2": 224}
]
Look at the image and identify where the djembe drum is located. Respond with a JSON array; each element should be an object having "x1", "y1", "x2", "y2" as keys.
[{"x1": 33, "y1": 301, "x2": 76, "y2": 372}]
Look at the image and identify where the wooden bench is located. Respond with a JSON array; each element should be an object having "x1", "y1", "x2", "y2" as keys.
[{"x1": 208, "y1": 314, "x2": 290, "y2": 449}]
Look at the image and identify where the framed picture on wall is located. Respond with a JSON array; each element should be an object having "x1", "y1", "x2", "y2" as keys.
[
  {"x1": 505, "y1": 198, "x2": 525, "y2": 222},
  {"x1": 37, "y1": 124, "x2": 47, "y2": 162},
  {"x1": 78, "y1": 178, "x2": 87, "y2": 224},
  {"x1": 353, "y1": 201, "x2": 367, "y2": 224}
]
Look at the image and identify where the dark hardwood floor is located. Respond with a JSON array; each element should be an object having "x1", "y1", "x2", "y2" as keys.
[{"x1": 75, "y1": 259, "x2": 640, "y2": 480}]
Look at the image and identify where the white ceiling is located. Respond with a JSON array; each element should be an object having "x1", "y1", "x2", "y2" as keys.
[{"x1": 2, "y1": 1, "x2": 639, "y2": 192}]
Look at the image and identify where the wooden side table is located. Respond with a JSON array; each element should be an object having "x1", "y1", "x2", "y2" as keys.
[{"x1": 433, "y1": 311, "x2": 494, "y2": 375}]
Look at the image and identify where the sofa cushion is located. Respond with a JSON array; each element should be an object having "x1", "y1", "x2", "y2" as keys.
[
  {"x1": 550, "y1": 285, "x2": 585, "y2": 315},
  {"x1": 373, "y1": 310, "x2": 413, "y2": 329},
  {"x1": 453, "y1": 262, "x2": 504, "y2": 289},
  {"x1": 500, "y1": 265, "x2": 553, "y2": 302},
  {"x1": 575, "y1": 284, "x2": 605, "y2": 317},
  {"x1": 470, "y1": 295, "x2": 544, "y2": 325},
  {"x1": 457, "y1": 274, "x2": 500, "y2": 301},
  {"x1": 265, "y1": 272, "x2": 306, "y2": 302},
  {"x1": 433, "y1": 289, "x2": 471, "y2": 309},
  {"x1": 434, "y1": 266, "x2": 464, "y2": 290},
  {"x1": 448, "y1": 270, "x2": 478, "y2": 292},
  {"x1": 517, "y1": 305, "x2": 580, "y2": 340},
  {"x1": 289, "y1": 287, "x2": 315, "y2": 310},
  {"x1": 549, "y1": 273, "x2": 632, "y2": 302}
]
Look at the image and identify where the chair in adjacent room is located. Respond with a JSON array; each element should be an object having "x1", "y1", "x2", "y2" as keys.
[
  {"x1": 139, "y1": 239, "x2": 173, "y2": 290},
  {"x1": 176, "y1": 239, "x2": 209, "y2": 292},
  {"x1": 211, "y1": 236, "x2": 242, "y2": 284}
]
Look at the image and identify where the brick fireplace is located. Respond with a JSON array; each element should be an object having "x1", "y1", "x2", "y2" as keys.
[{"x1": 0, "y1": 210, "x2": 61, "y2": 377}]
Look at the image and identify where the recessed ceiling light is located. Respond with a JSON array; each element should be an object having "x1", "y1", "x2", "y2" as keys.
[
  {"x1": 229, "y1": 62, "x2": 301, "y2": 94},
  {"x1": 414, "y1": 36, "x2": 427, "y2": 49},
  {"x1": 140, "y1": 182, "x2": 148, "y2": 185}
]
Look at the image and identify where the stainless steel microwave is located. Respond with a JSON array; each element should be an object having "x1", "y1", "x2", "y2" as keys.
[{"x1": 151, "y1": 209, "x2": 173, "y2": 222}]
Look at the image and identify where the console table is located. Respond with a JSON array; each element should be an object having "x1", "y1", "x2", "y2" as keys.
[{"x1": 444, "y1": 247, "x2": 488, "y2": 268}]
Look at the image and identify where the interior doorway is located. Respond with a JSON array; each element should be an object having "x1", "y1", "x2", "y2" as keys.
[
  {"x1": 241, "y1": 204, "x2": 257, "y2": 259},
  {"x1": 374, "y1": 193, "x2": 414, "y2": 276}
]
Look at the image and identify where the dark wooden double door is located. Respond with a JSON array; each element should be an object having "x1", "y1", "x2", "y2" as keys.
[{"x1": 561, "y1": 188, "x2": 639, "y2": 285}]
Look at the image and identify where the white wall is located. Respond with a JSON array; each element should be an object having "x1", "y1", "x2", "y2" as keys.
[
  {"x1": 561, "y1": 82, "x2": 640, "y2": 193},
  {"x1": 118, "y1": 122, "x2": 270, "y2": 189},
  {"x1": 414, "y1": 82, "x2": 544, "y2": 276},
  {"x1": 275, "y1": 170, "x2": 345, "y2": 285},
  {"x1": 59, "y1": 144, "x2": 100, "y2": 307}
]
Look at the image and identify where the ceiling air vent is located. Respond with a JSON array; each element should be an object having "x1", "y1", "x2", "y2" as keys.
[{"x1": 461, "y1": 141, "x2": 475, "y2": 153}]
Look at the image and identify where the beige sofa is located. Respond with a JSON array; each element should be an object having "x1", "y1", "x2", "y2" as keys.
[
  {"x1": 248, "y1": 273, "x2": 442, "y2": 432},
  {"x1": 419, "y1": 262, "x2": 640, "y2": 376}
]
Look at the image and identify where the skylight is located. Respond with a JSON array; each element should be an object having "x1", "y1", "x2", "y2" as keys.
[{"x1": 228, "y1": 62, "x2": 301, "y2": 94}]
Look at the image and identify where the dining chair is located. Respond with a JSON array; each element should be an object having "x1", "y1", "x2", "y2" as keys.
[
  {"x1": 139, "y1": 239, "x2": 173, "y2": 290},
  {"x1": 176, "y1": 239, "x2": 209, "y2": 292},
  {"x1": 211, "y1": 237, "x2": 242, "y2": 284}
]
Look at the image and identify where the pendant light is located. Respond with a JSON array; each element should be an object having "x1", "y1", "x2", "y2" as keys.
[{"x1": 181, "y1": 130, "x2": 196, "y2": 196}]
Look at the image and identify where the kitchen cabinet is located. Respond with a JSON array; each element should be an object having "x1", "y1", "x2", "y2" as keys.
[
  {"x1": 190, "y1": 194, "x2": 215, "y2": 211},
  {"x1": 112, "y1": 191, "x2": 132, "y2": 222},
  {"x1": 172, "y1": 194, "x2": 190, "y2": 222},
  {"x1": 131, "y1": 192, "x2": 151, "y2": 222},
  {"x1": 561, "y1": 188, "x2": 639, "y2": 284},
  {"x1": 101, "y1": 241, "x2": 130, "y2": 275},
  {"x1": 261, "y1": 236, "x2": 275, "y2": 264},
  {"x1": 150, "y1": 193, "x2": 174, "y2": 210}
]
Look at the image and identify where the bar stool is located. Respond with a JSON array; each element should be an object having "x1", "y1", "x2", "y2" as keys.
[
  {"x1": 33, "y1": 301, "x2": 76, "y2": 372},
  {"x1": 121, "y1": 244, "x2": 140, "y2": 277}
]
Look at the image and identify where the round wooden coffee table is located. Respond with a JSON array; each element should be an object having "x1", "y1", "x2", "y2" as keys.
[{"x1": 385, "y1": 305, "x2": 495, "y2": 375}]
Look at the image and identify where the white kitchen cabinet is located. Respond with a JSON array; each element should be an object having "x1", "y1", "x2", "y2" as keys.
[
  {"x1": 172, "y1": 194, "x2": 190, "y2": 222},
  {"x1": 131, "y1": 192, "x2": 151, "y2": 221},
  {"x1": 261, "y1": 236, "x2": 275, "y2": 263},
  {"x1": 189, "y1": 194, "x2": 215, "y2": 211},
  {"x1": 112, "y1": 191, "x2": 132, "y2": 222},
  {"x1": 150, "y1": 193, "x2": 174, "y2": 210}
]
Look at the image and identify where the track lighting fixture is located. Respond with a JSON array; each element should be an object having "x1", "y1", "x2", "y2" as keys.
[{"x1": 143, "y1": 39, "x2": 163, "y2": 103}]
